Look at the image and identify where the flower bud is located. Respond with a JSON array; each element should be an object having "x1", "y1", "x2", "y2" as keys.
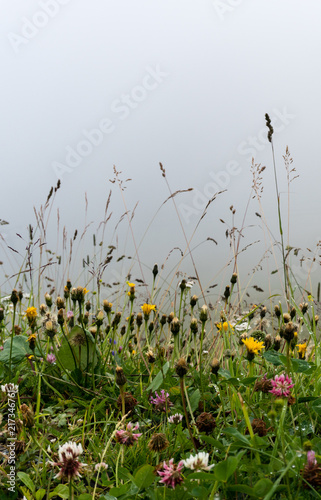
[
  {"x1": 160, "y1": 314, "x2": 167, "y2": 326},
  {"x1": 175, "y1": 357, "x2": 188, "y2": 378},
  {"x1": 170, "y1": 317, "x2": 180, "y2": 336},
  {"x1": 190, "y1": 295, "x2": 198, "y2": 308},
  {"x1": 103, "y1": 300, "x2": 113, "y2": 313},
  {"x1": 199, "y1": 305, "x2": 208, "y2": 323},
  {"x1": 44, "y1": 292, "x2": 52, "y2": 308},
  {"x1": 230, "y1": 273, "x2": 237, "y2": 285},
  {"x1": 10, "y1": 289, "x2": 19, "y2": 306},
  {"x1": 56, "y1": 296, "x2": 65, "y2": 309},
  {"x1": 210, "y1": 358, "x2": 220, "y2": 375},
  {"x1": 152, "y1": 263, "x2": 158, "y2": 279},
  {"x1": 115, "y1": 366, "x2": 127, "y2": 387}
]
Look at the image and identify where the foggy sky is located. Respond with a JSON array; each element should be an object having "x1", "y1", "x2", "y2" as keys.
[{"x1": 1, "y1": 0, "x2": 321, "y2": 305}]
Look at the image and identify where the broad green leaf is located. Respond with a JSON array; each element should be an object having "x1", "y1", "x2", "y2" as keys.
[
  {"x1": 0, "y1": 336, "x2": 33, "y2": 365},
  {"x1": 227, "y1": 485, "x2": 256, "y2": 497},
  {"x1": 133, "y1": 464, "x2": 155, "y2": 490},
  {"x1": 217, "y1": 368, "x2": 232, "y2": 378},
  {"x1": 189, "y1": 388, "x2": 201, "y2": 413},
  {"x1": 253, "y1": 478, "x2": 273, "y2": 497},
  {"x1": 312, "y1": 397, "x2": 321, "y2": 415},
  {"x1": 224, "y1": 427, "x2": 250, "y2": 446},
  {"x1": 109, "y1": 483, "x2": 130, "y2": 497},
  {"x1": 17, "y1": 472, "x2": 34, "y2": 492},
  {"x1": 78, "y1": 495, "x2": 93, "y2": 500},
  {"x1": 57, "y1": 326, "x2": 97, "y2": 371},
  {"x1": 187, "y1": 472, "x2": 217, "y2": 482},
  {"x1": 214, "y1": 457, "x2": 239, "y2": 482},
  {"x1": 35, "y1": 490, "x2": 46, "y2": 500},
  {"x1": 263, "y1": 351, "x2": 283, "y2": 366},
  {"x1": 147, "y1": 361, "x2": 169, "y2": 392},
  {"x1": 51, "y1": 484, "x2": 69, "y2": 499}
]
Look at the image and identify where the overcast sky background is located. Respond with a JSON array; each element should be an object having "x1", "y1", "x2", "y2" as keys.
[{"x1": 1, "y1": 0, "x2": 321, "y2": 305}]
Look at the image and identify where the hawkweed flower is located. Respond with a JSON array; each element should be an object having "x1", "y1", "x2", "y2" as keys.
[
  {"x1": 297, "y1": 343, "x2": 307, "y2": 360},
  {"x1": 24, "y1": 307, "x2": 37, "y2": 326},
  {"x1": 27, "y1": 333, "x2": 37, "y2": 351},
  {"x1": 115, "y1": 422, "x2": 142, "y2": 446},
  {"x1": 168, "y1": 413, "x2": 183, "y2": 424},
  {"x1": 183, "y1": 452, "x2": 214, "y2": 471},
  {"x1": 157, "y1": 459, "x2": 184, "y2": 489},
  {"x1": 50, "y1": 441, "x2": 86, "y2": 480},
  {"x1": 216, "y1": 321, "x2": 233, "y2": 333},
  {"x1": 269, "y1": 373, "x2": 294, "y2": 398},
  {"x1": 141, "y1": 303, "x2": 156, "y2": 318},
  {"x1": 242, "y1": 337, "x2": 264, "y2": 361},
  {"x1": 150, "y1": 389, "x2": 173, "y2": 412}
]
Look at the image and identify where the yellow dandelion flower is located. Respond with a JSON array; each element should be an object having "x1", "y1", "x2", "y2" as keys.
[
  {"x1": 132, "y1": 350, "x2": 136, "y2": 355},
  {"x1": 215, "y1": 321, "x2": 233, "y2": 333},
  {"x1": 296, "y1": 343, "x2": 307, "y2": 359},
  {"x1": 24, "y1": 307, "x2": 37, "y2": 321},
  {"x1": 127, "y1": 282, "x2": 136, "y2": 288},
  {"x1": 141, "y1": 303, "x2": 156, "y2": 316},
  {"x1": 242, "y1": 337, "x2": 264, "y2": 355},
  {"x1": 83, "y1": 288, "x2": 89, "y2": 295}
]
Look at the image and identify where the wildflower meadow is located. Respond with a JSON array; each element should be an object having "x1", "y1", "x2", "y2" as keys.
[{"x1": 1, "y1": 117, "x2": 321, "y2": 499}]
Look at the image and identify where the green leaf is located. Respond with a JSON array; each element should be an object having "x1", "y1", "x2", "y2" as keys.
[
  {"x1": 0, "y1": 336, "x2": 33, "y2": 365},
  {"x1": 198, "y1": 435, "x2": 225, "y2": 450},
  {"x1": 214, "y1": 457, "x2": 239, "y2": 482},
  {"x1": 226, "y1": 485, "x2": 256, "y2": 497},
  {"x1": 253, "y1": 478, "x2": 273, "y2": 497},
  {"x1": 263, "y1": 350, "x2": 283, "y2": 366},
  {"x1": 224, "y1": 427, "x2": 250, "y2": 446},
  {"x1": 57, "y1": 326, "x2": 97, "y2": 371},
  {"x1": 312, "y1": 397, "x2": 321, "y2": 415},
  {"x1": 78, "y1": 495, "x2": 93, "y2": 500},
  {"x1": 147, "y1": 361, "x2": 169, "y2": 392},
  {"x1": 187, "y1": 472, "x2": 217, "y2": 482},
  {"x1": 189, "y1": 388, "x2": 201, "y2": 413},
  {"x1": 217, "y1": 368, "x2": 232, "y2": 378},
  {"x1": 51, "y1": 484, "x2": 70, "y2": 499},
  {"x1": 35, "y1": 490, "x2": 46, "y2": 500},
  {"x1": 190, "y1": 486, "x2": 210, "y2": 499},
  {"x1": 17, "y1": 472, "x2": 35, "y2": 492},
  {"x1": 240, "y1": 377, "x2": 257, "y2": 386},
  {"x1": 133, "y1": 464, "x2": 155, "y2": 490},
  {"x1": 109, "y1": 483, "x2": 130, "y2": 497}
]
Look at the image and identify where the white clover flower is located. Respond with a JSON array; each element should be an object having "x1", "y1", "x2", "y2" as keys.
[
  {"x1": 95, "y1": 462, "x2": 108, "y2": 471},
  {"x1": 50, "y1": 441, "x2": 86, "y2": 480},
  {"x1": 183, "y1": 452, "x2": 214, "y2": 471},
  {"x1": 1, "y1": 383, "x2": 18, "y2": 393},
  {"x1": 168, "y1": 413, "x2": 183, "y2": 424}
]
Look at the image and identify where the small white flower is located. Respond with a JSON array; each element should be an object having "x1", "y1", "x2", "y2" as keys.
[
  {"x1": 183, "y1": 452, "x2": 214, "y2": 471},
  {"x1": 186, "y1": 281, "x2": 194, "y2": 289},
  {"x1": 168, "y1": 413, "x2": 183, "y2": 424},
  {"x1": 95, "y1": 462, "x2": 108, "y2": 471},
  {"x1": 58, "y1": 441, "x2": 83, "y2": 462},
  {"x1": 1, "y1": 383, "x2": 18, "y2": 393}
]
